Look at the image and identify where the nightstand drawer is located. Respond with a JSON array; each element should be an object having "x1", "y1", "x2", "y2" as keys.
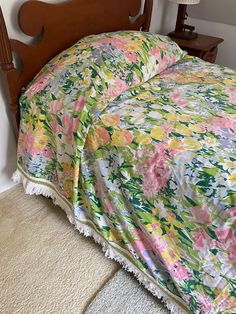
[
  {"x1": 201, "y1": 47, "x2": 218, "y2": 63},
  {"x1": 169, "y1": 34, "x2": 224, "y2": 64},
  {"x1": 183, "y1": 46, "x2": 218, "y2": 63}
]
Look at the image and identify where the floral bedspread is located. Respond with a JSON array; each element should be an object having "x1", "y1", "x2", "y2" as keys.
[{"x1": 16, "y1": 32, "x2": 236, "y2": 313}]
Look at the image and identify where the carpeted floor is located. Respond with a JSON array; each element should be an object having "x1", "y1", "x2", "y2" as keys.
[
  {"x1": 0, "y1": 185, "x2": 120, "y2": 314},
  {"x1": 85, "y1": 269, "x2": 170, "y2": 314}
]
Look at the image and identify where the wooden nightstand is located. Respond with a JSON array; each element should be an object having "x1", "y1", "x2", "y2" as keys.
[{"x1": 169, "y1": 34, "x2": 224, "y2": 63}]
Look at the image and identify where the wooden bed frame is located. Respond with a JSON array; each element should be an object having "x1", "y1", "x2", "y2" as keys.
[{"x1": 0, "y1": 0, "x2": 153, "y2": 138}]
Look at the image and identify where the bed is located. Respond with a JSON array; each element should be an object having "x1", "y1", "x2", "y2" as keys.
[{"x1": 0, "y1": 1, "x2": 236, "y2": 313}]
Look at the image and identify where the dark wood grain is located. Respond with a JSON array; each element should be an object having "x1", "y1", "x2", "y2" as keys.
[
  {"x1": 169, "y1": 34, "x2": 224, "y2": 64},
  {"x1": 169, "y1": 34, "x2": 223, "y2": 52},
  {"x1": 0, "y1": 7, "x2": 21, "y2": 138},
  {"x1": 175, "y1": 4, "x2": 187, "y2": 33},
  {"x1": 0, "y1": 0, "x2": 153, "y2": 138}
]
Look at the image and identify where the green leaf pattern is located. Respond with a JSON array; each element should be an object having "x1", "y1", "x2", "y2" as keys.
[{"x1": 17, "y1": 32, "x2": 236, "y2": 314}]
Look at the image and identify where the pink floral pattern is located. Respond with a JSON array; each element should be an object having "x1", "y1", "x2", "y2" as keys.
[{"x1": 16, "y1": 31, "x2": 236, "y2": 313}]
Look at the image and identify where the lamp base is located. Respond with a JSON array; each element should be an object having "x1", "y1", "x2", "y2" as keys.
[{"x1": 169, "y1": 31, "x2": 198, "y2": 41}]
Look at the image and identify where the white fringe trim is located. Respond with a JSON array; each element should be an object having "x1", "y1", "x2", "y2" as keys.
[
  {"x1": 12, "y1": 169, "x2": 189, "y2": 314},
  {"x1": 12, "y1": 170, "x2": 73, "y2": 220}
]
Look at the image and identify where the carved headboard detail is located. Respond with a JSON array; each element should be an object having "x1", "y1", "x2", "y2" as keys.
[{"x1": 0, "y1": 0, "x2": 153, "y2": 137}]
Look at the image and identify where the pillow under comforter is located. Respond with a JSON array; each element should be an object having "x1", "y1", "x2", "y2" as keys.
[{"x1": 15, "y1": 32, "x2": 236, "y2": 314}]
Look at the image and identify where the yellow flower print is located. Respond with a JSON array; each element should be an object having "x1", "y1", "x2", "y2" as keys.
[
  {"x1": 101, "y1": 114, "x2": 120, "y2": 127},
  {"x1": 86, "y1": 133, "x2": 99, "y2": 152},
  {"x1": 195, "y1": 71, "x2": 205, "y2": 78},
  {"x1": 34, "y1": 135, "x2": 48, "y2": 150},
  {"x1": 175, "y1": 75, "x2": 201, "y2": 84},
  {"x1": 152, "y1": 208, "x2": 159, "y2": 216},
  {"x1": 80, "y1": 50, "x2": 91, "y2": 59},
  {"x1": 223, "y1": 76, "x2": 236, "y2": 85},
  {"x1": 30, "y1": 106, "x2": 40, "y2": 117},
  {"x1": 229, "y1": 172, "x2": 236, "y2": 182},
  {"x1": 62, "y1": 180, "x2": 73, "y2": 198},
  {"x1": 88, "y1": 87, "x2": 96, "y2": 98},
  {"x1": 125, "y1": 42, "x2": 141, "y2": 52},
  {"x1": 106, "y1": 72, "x2": 114, "y2": 80},
  {"x1": 224, "y1": 161, "x2": 235, "y2": 169},
  {"x1": 213, "y1": 284, "x2": 233, "y2": 311},
  {"x1": 189, "y1": 124, "x2": 205, "y2": 133},
  {"x1": 166, "y1": 113, "x2": 178, "y2": 121},
  {"x1": 168, "y1": 138, "x2": 181, "y2": 150},
  {"x1": 136, "y1": 133, "x2": 152, "y2": 145},
  {"x1": 183, "y1": 137, "x2": 203, "y2": 150},
  {"x1": 161, "y1": 236, "x2": 180, "y2": 265},
  {"x1": 34, "y1": 121, "x2": 45, "y2": 135},
  {"x1": 108, "y1": 229, "x2": 121, "y2": 242},
  {"x1": 166, "y1": 214, "x2": 184, "y2": 230},
  {"x1": 62, "y1": 162, "x2": 72, "y2": 177},
  {"x1": 72, "y1": 164, "x2": 80, "y2": 190},
  {"x1": 146, "y1": 221, "x2": 163, "y2": 236},
  {"x1": 81, "y1": 78, "x2": 90, "y2": 87},
  {"x1": 38, "y1": 114, "x2": 46, "y2": 121},
  {"x1": 178, "y1": 115, "x2": 191, "y2": 123},
  {"x1": 67, "y1": 46, "x2": 79, "y2": 54},
  {"x1": 151, "y1": 127, "x2": 166, "y2": 140},
  {"x1": 175, "y1": 124, "x2": 192, "y2": 136},
  {"x1": 111, "y1": 129, "x2": 133, "y2": 147},
  {"x1": 145, "y1": 215, "x2": 165, "y2": 237},
  {"x1": 162, "y1": 250, "x2": 179, "y2": 266},
  {"x1": 137, "y1": 91, "x2": 151, "y2": 100},
  {"x1": 61, "y1": 55, "x2": 77, "y2": 66},
  {"x1": 85, "y1": 127, "x2": 110, "y2": 152},
  {"x1": 204, "y1": 137, "x2": 218, "y2": 147},
  {"x1": 203, "y1": 77, "x2": 220, "y2": 84},
  {"x1": 84, "y1": 68, "x2": 91, "y2": 77},
  {"x1": 223, "y1": 79, "x2": 232, "y2": 85}
]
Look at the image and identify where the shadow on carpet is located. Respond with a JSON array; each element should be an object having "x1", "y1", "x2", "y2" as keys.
[{"x1": 85, "y1": 269, "x2": 170, "y2": 314}]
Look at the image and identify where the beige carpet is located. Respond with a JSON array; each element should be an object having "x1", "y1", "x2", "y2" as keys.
[
  {"x1": 0, "y1": 185, "x2": 120, "y2": 314},
  {"x1": 85, "y1": 270, "x2": 170, "y2": 314}
]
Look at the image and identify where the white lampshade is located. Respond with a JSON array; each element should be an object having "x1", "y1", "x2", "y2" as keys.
[{"x1": 169, "y1": 0, "x2": 200, "y2": 4}]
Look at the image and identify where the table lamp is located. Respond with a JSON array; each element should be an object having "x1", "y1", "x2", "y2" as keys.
[{"x1": 169, "y1": 0, "x2": 200, "y2": 40}]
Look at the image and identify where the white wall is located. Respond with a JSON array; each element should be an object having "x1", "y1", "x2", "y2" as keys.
[
  {"x1": 0, "y1": 0, "x2": 24, "y2": 193},
  {"x1": 150, "y1": 0, "x2": 177, "y2": 34},
  {"x1": 188, "y1": 0, "x2": 236, "y2": 26},
  {"x1": 0, "y1": 0, "x2": 21, "y2": 193},
  {"x1": 187, "y1": 0, "x2": 236, "y2": 69},
  {"x1": 0, "y1": 91, "x2": 17, "y2": 193},
  {"x1": 187, "y1": 18, "x2": 236, "y2": 69}
]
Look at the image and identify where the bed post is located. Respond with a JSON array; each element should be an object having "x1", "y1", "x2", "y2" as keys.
[
  {"x1": 0, "y1": 6, "x2": 20, "y2": 140},
  {"x1": 142, "y1": 0, "x2": 153, "y2": 32}
]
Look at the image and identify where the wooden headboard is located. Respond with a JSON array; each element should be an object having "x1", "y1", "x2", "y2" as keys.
[{"x1": 0, "y1": 0, "x2": 153, "y2": 137}]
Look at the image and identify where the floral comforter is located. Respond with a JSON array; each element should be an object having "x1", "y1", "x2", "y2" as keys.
[{"x1": 16, "y1": 32, "x2": 236, "y2": 313}]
